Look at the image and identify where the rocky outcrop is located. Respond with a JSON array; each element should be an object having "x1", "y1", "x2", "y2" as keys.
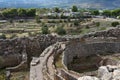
[{"x1": 98, "y1": 65, "x2": 120, "y2": 80}]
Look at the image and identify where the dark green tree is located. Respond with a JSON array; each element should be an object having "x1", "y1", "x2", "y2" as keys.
[
  {"x1": 56, "y1": 27, "x2": 66, "y2": 35},
  {"x1": 41, "y1": 25, "x2": 49, "y2": 34},
  {"x1": 17, "y1": 8, "x2": 27, "y2": 17},
  {"x1": 111, "y1": 21, "x2": 119, "y2": 27},
  {"x1": 35, "y1": 16, "x2": 41, "y2": 23},
  {"x1": 74, "y1": 20, "x2": 79, "y2": 26},
  {"x1": 111, "y1": 9, "x2": 120, "y2": 17},
  {"x1": 102, "y1": 10, "x2": 111, "y2": 17},
  {"x1": 0, "y1": 34, "x2": 6, "y2": 39},
  {"x1": 72, "y1": 5, "x2": 78, "y2": 12},
  {"x1": 91, "y1": 10, "x2": 99, "y2": 15},
  {"x1": 26, "y1": 8, "x2": 36, "y2": 17},
  {"x1": 54, "y1": 7, "x2": 60, "y2": 13},
  {"x1": 1, "y1": 8, "x2": 17, "y2": 18}
]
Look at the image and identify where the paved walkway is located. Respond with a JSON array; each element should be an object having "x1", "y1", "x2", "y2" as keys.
[
  {"x1": 30, "y1": 57, "x2": 44, "y2": 80},
  {"x1": 30, "y1": 46, "x2": 54, "y2": 80}
]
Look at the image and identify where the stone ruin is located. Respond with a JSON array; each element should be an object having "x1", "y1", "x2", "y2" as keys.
[
  {"x1": 1, "y1": 28, "x2": 120, "y2": 80},
  {"x1": 30, "y1": 28, "x2": 120, "y2": 80},
  {"x1": 0, "y1": 35, "x2": 66, "y2": 70}
]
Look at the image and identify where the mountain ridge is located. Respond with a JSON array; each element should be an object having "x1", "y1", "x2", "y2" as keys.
[{"x1": 0, "y1": 0, "x2": 120, "y2": 9}]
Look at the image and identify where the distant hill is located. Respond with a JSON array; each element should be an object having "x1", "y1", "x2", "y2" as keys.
[{"x1": 0, "y1": 0, "x2": 120, "y2": 9}]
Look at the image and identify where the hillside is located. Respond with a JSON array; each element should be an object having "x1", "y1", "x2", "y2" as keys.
[{"x1": 0, "y1": 0, "x2": 120, "y2": 9}]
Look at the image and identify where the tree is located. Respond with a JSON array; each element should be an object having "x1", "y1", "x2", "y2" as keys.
[
  {"x1": 35, "y1": 16, "x2": 41, "y2": 23},
  {"x1": 41, "y1": 25, "x2": 49, "y2": 34},
  {"x1": 9, "y1": 8, "x2": 18, "y2": 17},
  {"x1": 102, "y1": 10, "x2": 111, "y2": 17},
  {"x1": 1, "y1": 8, "x2": 36, "y2": 18},
  {"x1": 26, "y1": 8, "x2": 36, "y2": 17},
  {"x1": 0, "y1": 34, "x2": 6, "y2": 39},
  {"x1": 17, "y1": 8, "x2": 27, "y2": 17},
  {"x1": 1, "y1": 8, "x2": 17, "y2": 18},
  {"x1": 8, "y1": 18, "x2": 13, "y2": 23},
  {"x1": 72, "y1": 5, "x2": 78, "y2": 12},
  {"x1": 111, "y1": 9, "x2": 120, "y2": 17},
  {"x1": 54, "y1": 7, "x2": 60, "y2": 13},
  {"x1": 91, "y1": 10, "x2": 99, "y2": 15},
  {"x1": 111, "y1": 21, "x2": 119, "y2": 27},
  {"x1": 74, "y1": 20, "x2": 79, "y2": 26},
  {"x1": 56, "y1": 27, "x2": 66, "y2": 35}
]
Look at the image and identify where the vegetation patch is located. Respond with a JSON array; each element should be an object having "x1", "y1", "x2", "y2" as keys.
[
  {"x1": 55, "y1": 54, "x2": 64, "y2": 68},
  {"x1": 0, "y1": 69, "x2": 5, "y2": 80},
  {"x1": 10, "y1": 71, "x2": 29, "y2": 80}
]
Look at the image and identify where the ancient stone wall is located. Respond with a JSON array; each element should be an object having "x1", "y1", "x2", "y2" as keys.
[
  {"x1": 64, "y1": 41, "x2": 120, "y2": 68},
  {"x1": 0, "y1": 35, "x2": 66, "y2": 68},
  {"x1": 60, "y1": 69, "x2": 77, "y2": 80},
  {"x1": 83, "y1": 28, "x2": 120, "y2": 38}
]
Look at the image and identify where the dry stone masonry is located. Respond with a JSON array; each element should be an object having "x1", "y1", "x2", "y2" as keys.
[{"x1": 0, "y1": 35, "x2": 66, "y2": 69}]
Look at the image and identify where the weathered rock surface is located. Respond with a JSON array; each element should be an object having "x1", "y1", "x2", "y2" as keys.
[
  {"x1": 98, "y1": 66, "x2": 109, "y2": 78},
  {"x1": 78, "y1": 76, "x2": 99, "y2": 80},
  {"x1": 77, "y1": 64, "x2": 120, "y2": 80},
  {"x1": 98, "y1": 65, "x2": 120, "y2": 80},
  {"x1": 113, "y1": 69, "x2": 120, "y2": 80}
]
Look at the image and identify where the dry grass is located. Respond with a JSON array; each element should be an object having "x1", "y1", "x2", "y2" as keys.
[
  {"x1": 10, "y1": 71, "x2": 29, "y2": 80},
  {"x1": 55, "y1": 54, "x2": 63, "y2": 68}
]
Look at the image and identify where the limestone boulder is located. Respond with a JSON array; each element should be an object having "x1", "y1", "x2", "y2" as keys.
[
  {"x1": 106, "y1": 65, "x2": 118, "y2": 72},
  {"x1": 101, "y1": 72, "x2": 112, "y2": 80},
  {"x1": 113, "y1": 69, "x2": 120, "y2": 80},
  {"x1": 98, "y1": 66, "x2": 109, "y2": 78}
]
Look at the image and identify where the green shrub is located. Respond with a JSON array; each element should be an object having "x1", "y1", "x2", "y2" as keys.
[
  {"x1": 41, "y1": 25, "x2": 49, "y2": 34},
  {"x1": 59, "y1": 20, "x2": 63, "y2": 23},
  {"x1": 111, "y1": 21, "x2": 119, "y2": 27},
  {"x1": 72, "y1": 5, "x2": 78, "y2": 12},
  {"x1": 8, "y1": 18, "x2": 13, "y2": 23},
  {"x1": 74, "y1": 20, "x2": 79, "y2": 26},
  {"x1": 100, "y1": 27, "x2": 106, "y2": 30},
  {"x1": 96, "y1": 22, "x2": 100, "y2": 27},
  {"x1": 35, "y1": 16, "x2": 41, "y2": 23},
  {"x1": 18, "y1": 19, "x2": 24, "y2": 23},
  {"x1": 48, "y1": 20, "x2": 56, "y2": 23},
  {"x1": 10, "y1": 34, "x2": 17, "y2": 39},
  {"x1": 67, "y1": 17, "x2": 71, "y2": 22},
  {"x1": 56, "y1": 27, "x2": 66, "y2": 35},
  {"x1": 0, "y1": 70, "x2": 5, "y2": 80},
  {"x1": 0, "y1": 34, "x2": 6, "y2": 39},
  {"x1": 85, "y1": 25, "x2": 90, "y2": 29}
]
